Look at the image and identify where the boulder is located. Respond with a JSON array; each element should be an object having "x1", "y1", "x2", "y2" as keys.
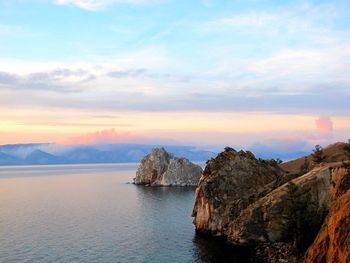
[{"x1": 133, "y1": 148, "x2": 203, "y2": 186}]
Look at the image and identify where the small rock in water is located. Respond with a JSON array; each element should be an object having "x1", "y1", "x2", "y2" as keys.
[{"x1": 133, "y1": 147, "x2": 202, "y2": 186}]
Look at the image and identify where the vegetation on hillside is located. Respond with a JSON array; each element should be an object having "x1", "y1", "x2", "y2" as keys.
[
  {"x1": 342, "y1": 140, "x2": 350, "y2": 190},
  {"x1": 312, "y1": 145, "x2": 326, "y2": 164},
  {"x1": 344, "y1": 140, "x2": 350, "y2": 160},
  {"x1": 280, "y1": 182, "x2": 328, "y2": 254},
  {"x1": 299, "y1": 157, "x2": 310, "y2": 175}
]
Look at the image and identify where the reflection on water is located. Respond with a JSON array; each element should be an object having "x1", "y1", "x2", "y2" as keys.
[{"x1": 0, "y1": 164, "x2": 251, "y2": 262}]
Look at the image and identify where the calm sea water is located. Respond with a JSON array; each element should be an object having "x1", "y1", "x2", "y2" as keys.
[{"x1": 0, "y1": 164, "x2": 251, "y2": 263}]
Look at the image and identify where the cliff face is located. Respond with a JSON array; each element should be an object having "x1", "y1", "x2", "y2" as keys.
[
  {"x1": 134, "y1": 148, "x2": 203, "y2": 186},
  {"x1": 192, "y1": 147, "x2": 284, "y2": 236},
  {"x1": 227, "y1": 165, "x2": 348, "y2": 244},
  {"x1": 304, "y1": 175, "x2": 350, "y2": 263},
  {"x1": 192, "y1": 144, "x2": 350, "y2": 262}
]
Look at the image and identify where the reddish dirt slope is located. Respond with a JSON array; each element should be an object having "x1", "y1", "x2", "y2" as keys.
[{"x1": 304, "y1": 188, "x2": 350, "y2": 263}]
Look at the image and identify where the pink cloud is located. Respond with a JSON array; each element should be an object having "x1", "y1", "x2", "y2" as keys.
[
  {"x1": 60, "y1": 128, "x2": 179, "y2": 145},
  {"x1": 315, "y1": 116, "x2": 333, "y2": 134},
  {"x1": 61, "y1": 128, "x2": 133, "y2": 144}
]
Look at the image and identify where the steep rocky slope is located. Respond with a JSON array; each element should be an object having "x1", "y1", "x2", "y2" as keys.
[
  {"x1": 304, "y1": 188, "x2": 350, "y2": 263},
  {"x1": 227, "y1": 164, "x2": 348, "y2": 244},
  {"x1": 134, "y1": 148, "x2": 202, "y2": 186},
  {"x1": 192, "y1": 142, "x2": 350, "y2": 262},
  {"x1": 192, "y1": 147, "x2": 284, "y2": 235}
]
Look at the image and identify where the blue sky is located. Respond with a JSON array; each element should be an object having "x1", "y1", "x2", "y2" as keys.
[{"x1": 0, "y1": 0, "x2": 349, "y2": 149}]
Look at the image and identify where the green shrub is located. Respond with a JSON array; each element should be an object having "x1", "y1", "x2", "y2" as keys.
[
  {"x1": 299, "y1": 157, "x2": 310, "y2": 175},
  {"x1": 343, "y1": 139, "x2": 350, "y2": 160},
  {"x1": 312, "y1": 145, "x2": 326, "y2": 164},
  {"x1": 280, "y1": 182, "x2": 328, "y2": 254}
]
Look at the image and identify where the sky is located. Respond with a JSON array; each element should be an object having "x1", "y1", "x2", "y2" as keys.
[{"x1": 0, "y1": 0, "x2": 349, "y2": 152}]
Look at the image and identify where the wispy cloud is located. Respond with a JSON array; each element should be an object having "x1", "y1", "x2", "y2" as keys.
[
  {"x1": 54, "y1": 0, "x2": 163, "y2": 10},
  {"x1": 247, "y1": 46, "x2": 350, "y2": 94},
  {"x1": 212, "y1": 12, "x2": 277, "y2": 27},
  {"x1": 107, "y1": 68, "x2": 147, "y2": 78},
  {"x1": 0, "y1": 68, "x2": 94, "y2": 92}
]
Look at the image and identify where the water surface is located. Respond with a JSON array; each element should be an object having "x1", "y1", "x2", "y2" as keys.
[{"x1": 0, "y1": 164, "x2": 250, "y2": 262}]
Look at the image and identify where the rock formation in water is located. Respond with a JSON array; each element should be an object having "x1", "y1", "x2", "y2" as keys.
[
  {"x1": 134, "y1": 148, "x2": 203, "y2": 186},
  {"x1": 192, "y1": 143, "x2": 350, "y2": 262}
]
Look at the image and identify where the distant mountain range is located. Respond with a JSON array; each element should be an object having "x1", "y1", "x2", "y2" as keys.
[
  {"x1": 0, "y1": 143, "x2": 217, "y2": 166},
  {"x1": 0, "y1": 142, "x2": 316, "y2": 166}
]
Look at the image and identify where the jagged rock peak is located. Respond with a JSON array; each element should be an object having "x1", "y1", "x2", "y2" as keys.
[
  {"x1": 151, "y1": 147, "x2": 173, "y2": 158},
  {"x1": 133, "y1": 147, "x2": 203, "y2": 186}
]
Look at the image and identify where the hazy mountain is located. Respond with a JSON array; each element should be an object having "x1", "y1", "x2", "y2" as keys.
[
  {"x1": 0, "y1": 142, "x2": 318, "y2": 166},
  {"x1": 25, "y1": 150, "x2": 68, "y2": 165},
  {"x1": 0, "y1": 143, "x2": 216, "y2": 166},
  {"x1": 0, "y1": 152, "x2": 21, "y2": 165}
]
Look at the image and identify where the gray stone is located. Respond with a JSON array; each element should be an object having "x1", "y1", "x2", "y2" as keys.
[{"x1": 134, "y1": 148, "x2": 203, "y2": 186}]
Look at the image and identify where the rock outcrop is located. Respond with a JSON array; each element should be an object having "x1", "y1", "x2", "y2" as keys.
[
  {"x1": 227, "y1": 164, "x2": 348, "y2": 244},
  {"x1": 133, "y1": 148, "x2": 203, "y2": 186},
  {"x1": 192, "y1": 143, "x2": 350, "y2": 262},
  {"x1": 192, "y1": 147, "x2": 284, "y2": 236},
  {"x1": 304, "y1": 174, "x2": 350, "y2": 263}
]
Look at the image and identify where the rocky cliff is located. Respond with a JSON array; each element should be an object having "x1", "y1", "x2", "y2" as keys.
[
  {"x1": 192, "y1": 147, "x2": 284, "y2": 236},
  {"x1": 134, "y1": 148, "x2": 203, "y2": 186},
  {"x1": 304, "y1": 172, "x2": 350, "y2": 263},
  {"x1": 192, "y1": 143, "x2": 350, "y2": 262},
  {"x1": 227, "y1": 164, "x2": 348, "y2": 244}
]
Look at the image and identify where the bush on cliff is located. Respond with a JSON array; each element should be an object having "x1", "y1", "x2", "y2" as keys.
[
  {"x1": 280, "y1": 182, "x2": 328, "y2": 254},
  {"x1": 312, "y1": 145, "x2": 326, "y2": 164},
  {"x1": 299, "y1": 157, "x2": 310, "y2": 175},
  {"x1": 342, "y1": 140, "x2": 350, "y2": 187},
  {"x1": 343, "y1": 139, "x2": 350, "y2": 160}
]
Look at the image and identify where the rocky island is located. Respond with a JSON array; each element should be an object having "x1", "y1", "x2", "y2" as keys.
[
  {"x1": 133, "y1": 147, "x2": 203, "y2": 186},
  {"x1": 192, "y1": 142, "x2": 350, "y2": 262}
]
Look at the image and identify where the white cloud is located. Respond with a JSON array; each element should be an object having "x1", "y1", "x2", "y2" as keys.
[
  {"x1": 214, "y1": 12, "x2": 277, "y2": 27},
  {"x1": 249, "y1": 45, "x2": 350, "y2": 85},
  {"x1": 54, "y1": 0, "x2": 162, "y2": 10},
  {"x1": 204, "y1": 3, "x2": 343, "y2": 46}
]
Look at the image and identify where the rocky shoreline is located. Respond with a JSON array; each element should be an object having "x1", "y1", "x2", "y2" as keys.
[
  {"x1": 191, "y1": 142, "x2": 350, "y2": 262},
  {"x1": 133, "y1": 143, "x2": 349, "y2": 262}
]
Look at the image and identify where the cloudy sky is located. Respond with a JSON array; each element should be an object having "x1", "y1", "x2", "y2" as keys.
[{"x1": 0, "y1": 0, "x2": 349, "y2": 152}]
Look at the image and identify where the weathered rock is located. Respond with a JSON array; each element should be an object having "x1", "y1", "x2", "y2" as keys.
[
  {"x1": 253, "y1": 242, "x2": 298, "y2": 263},
  {"x1": 192, "y1": 143, "x2": 350, "y2": 262},
  {"x1": 192, "y1": 147, "x2": 284, "y2": 236},
  {"x1": 304, "y1": 173, "x2": 350, "y2": 263},
  {"x1": 133, "y1": 148, "x2": 202, "y2": 186},
  {"x1": 227, "y1": 164, "x2": 348, "y2": 244}
]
